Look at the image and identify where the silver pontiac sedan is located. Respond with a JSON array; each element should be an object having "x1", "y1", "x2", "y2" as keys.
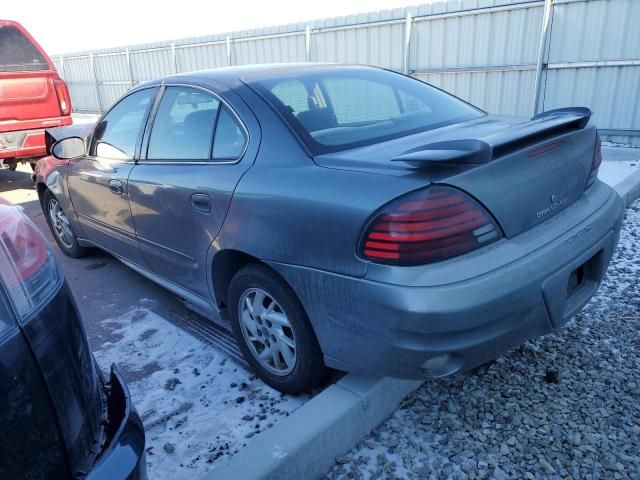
[{"x1": 37, "y1": 64, "x2": 623, "y2": 393}]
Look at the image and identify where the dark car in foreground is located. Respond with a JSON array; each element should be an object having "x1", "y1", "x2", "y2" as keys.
[
  {"x1": 0, "y1": 20, "x2": 72, "y2": 172},
  {"x1": 0, "y1": 200, "x2": 146, "y2": 479},
  {"x1": 36, "y1": 64, "x2": 623, "y2": 394}
]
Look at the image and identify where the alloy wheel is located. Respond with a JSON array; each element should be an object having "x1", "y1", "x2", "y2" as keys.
[
  {"x1": 238, "y1": 287, "x2": 297, "y2": 376},
  {"x1": 48, "y1": 198, "x2": 74, "y2": 249}
]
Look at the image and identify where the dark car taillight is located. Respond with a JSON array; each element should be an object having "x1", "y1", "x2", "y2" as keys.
[
  {"x1": 586, "y1": 133, "x2": 602, "y2": 189},
  {"x1": 0, "y1": 204, "x2": 62, "y2": 318},
  {"x1": 53, "y1": 78, "x2": 72, "y2": 116},
  {"x1": 359, "y1": 186, "x2": 503, "y2": 266}
]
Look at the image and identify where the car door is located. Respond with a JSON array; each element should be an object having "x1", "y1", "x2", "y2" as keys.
[
  {"x1": 66, "y1": 87, "x2": 156, "y2": 264},
  {"x1": 127, "y1": 84, "x2": 253, "y2": 299}
]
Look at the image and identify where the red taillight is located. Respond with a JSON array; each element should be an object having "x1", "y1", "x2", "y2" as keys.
[
  {"x1": 359, "y1": 186, "x2": 503, "y2": 266},
  {"x1": 0, "y1": 207, "x2": 47, "y2": 281},
  {"x1": 586, "y1": 133, "x2": 602, "y2": 188},
  {"x1": 53, "y1": 78, "x2": 72, "y2": 116},
  {"x1": 0, "y1": 204, "x2": 61, "y2": 318}
]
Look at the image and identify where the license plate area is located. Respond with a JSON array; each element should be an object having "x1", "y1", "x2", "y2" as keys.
[
  {"x1": 567, "y1": 263, "x2": 586, "y2": 296},
  {"x1": 543, "y1": 246, "x2": 607, "y2": 329}
]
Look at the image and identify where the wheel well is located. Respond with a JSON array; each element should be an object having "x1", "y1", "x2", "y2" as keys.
[{"x1": 211, "y1": 250, "x2": 262, "y2": 309}]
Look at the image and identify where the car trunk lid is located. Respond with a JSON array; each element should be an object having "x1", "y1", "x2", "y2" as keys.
[{"x1": 314, "y1": 108, "x2": 597, "y2": 238}]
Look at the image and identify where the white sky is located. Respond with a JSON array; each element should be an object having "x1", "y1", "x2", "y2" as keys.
[{"x1": 5, "y1": 0, "x2": 422, "y2": 55}]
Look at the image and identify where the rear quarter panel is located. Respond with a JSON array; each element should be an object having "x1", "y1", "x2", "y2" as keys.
[{"x1": 213, "y1": 83, "x2": 427, "y2": 277}]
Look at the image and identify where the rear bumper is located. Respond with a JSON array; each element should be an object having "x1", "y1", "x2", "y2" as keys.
[
  {"x1": 0, "y1": 117, "x2": 72, "y2": 161},
  {"x1": 268, "y1": 182, "x2": 624, "y2": 379},
  {"x1": 87, "y1": 366, "x2": 147, "y2": 480},
  {"x1": 0, "y1": 128, "x2": 46, "y2": 160}
]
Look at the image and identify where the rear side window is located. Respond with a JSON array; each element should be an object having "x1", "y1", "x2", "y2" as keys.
[
  {"x1": 147, "y1": 87, "x2": 220, "y2": 161},
  {"x1": 90, "y1": 88, "x2": 155, "y2": 160},
  {"x1": 0, "y1": 25, "x2": 49, "y2": 72},
  {"x1": 212, "y1": 106, "x2": 247, "y2": 160}
]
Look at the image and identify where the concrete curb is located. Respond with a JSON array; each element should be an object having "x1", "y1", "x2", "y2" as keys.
[
  {"x1": 202, "y1": 375, "x2": 422, "y2": 480},
  {"x1": 613, "y1": 168, "x2": 640, "y2": 207}
]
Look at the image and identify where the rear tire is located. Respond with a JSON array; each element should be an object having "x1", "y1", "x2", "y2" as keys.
[
  {"x1": 228, "y1": 264, "x2": 328, "y2": 394},
  {"x1": 43, "y1": 190, "x2": 89, "y2": 258}
]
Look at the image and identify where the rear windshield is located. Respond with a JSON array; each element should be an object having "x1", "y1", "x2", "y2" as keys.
[
  {"x1": 0, "y1": 25, "x2": 49, "y2": 72},
  {"x1": 246, "y1": 66, "x2": 483, "y2": 155}
]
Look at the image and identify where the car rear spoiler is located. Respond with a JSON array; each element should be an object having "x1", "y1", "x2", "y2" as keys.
[
  {"x1": 391, "y1": 107, "x2": 592, "y2": 167},
  {"x1": 44, "y1": 124, "x2": 93, "y2": 155}
]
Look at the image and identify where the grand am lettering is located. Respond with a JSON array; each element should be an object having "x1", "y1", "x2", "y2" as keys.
[{"x1": 536, "y1": 196, "x2": 569, "y2": 219}]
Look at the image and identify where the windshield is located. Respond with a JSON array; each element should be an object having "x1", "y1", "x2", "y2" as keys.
[{"x1": 245, "y1": 66, "x2": 483, "y2": 154}]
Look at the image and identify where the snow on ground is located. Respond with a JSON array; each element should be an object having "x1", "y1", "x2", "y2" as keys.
[
  {"x1": 599, "y1": 145, "x2": 640, "y2": 187},
  {"x1": 599, "y1": 160, "x2": 640, "y2": 187},
  {"x1": 93, "y1": 308, "x2": 310, "y2": 479},
  {"x1": 327, "y1": 203, "x2": 640, "y2": 479}
]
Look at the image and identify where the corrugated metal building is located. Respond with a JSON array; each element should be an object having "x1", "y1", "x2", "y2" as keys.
[{"x1": 53, "y1": 0, "x2": 640, "y2": 145}]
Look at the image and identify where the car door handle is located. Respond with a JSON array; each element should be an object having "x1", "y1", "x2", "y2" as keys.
[
  {"x1": 190, "y1": 193, "x2": 211, "y2": 213},
  {"x1": 108, "y1": 179, "x2": 123, "y2": 195}
]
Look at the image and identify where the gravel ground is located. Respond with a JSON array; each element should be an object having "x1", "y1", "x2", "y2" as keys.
[{"x1": 326, "y1": 202, "x2": 640, "y2": 480}]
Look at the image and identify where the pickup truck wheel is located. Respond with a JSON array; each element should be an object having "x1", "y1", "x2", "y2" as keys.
[
  {"x1": 43, "y1": 190, "x2": 88, "y2": 258},
  {"x1": 228, "y1": 264, "x2": 328, "y2": 394}
]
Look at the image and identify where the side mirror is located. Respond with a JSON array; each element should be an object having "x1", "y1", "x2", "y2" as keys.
[{"x1": 51, "y1": 137, "x2": 85, "y2": 160}]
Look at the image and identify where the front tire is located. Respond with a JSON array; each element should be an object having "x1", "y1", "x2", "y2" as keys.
[
  {"x1": 43, "y1": 190, "x2": 88, "y2": 258},
  {"x1": 228, "y1": 264, "x2": 328, "y2": 394}
]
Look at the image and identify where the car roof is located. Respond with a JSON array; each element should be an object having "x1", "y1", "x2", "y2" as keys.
[{"x1": 148, "y1": 62, "x2": 371, "y2": 89}]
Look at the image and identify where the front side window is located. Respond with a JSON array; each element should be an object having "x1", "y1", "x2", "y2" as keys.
[
  {"x1": 90, "y1": 88, "x2": 155, "y2": 160},
  {"x1": 246, "y1": 66, "x2": 483, "y2": 155},
  {"x1": 0, "y1": 25, "x2": 48, "y2": 72},
  {"x1": 147, "y1": 87, "x2": 220, "y2": 161}
]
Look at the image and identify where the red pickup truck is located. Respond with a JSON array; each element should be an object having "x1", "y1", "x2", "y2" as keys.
[{"x1": 0, "y1": 20, "x2": 72, "y2": 171}]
